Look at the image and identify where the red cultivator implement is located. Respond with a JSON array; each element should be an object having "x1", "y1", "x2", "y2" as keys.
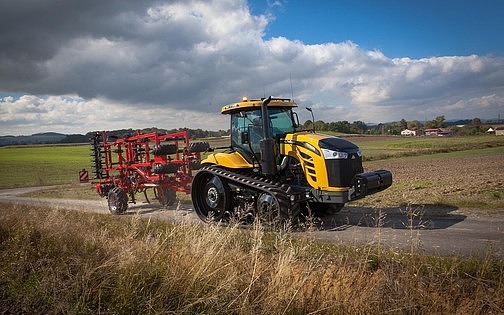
[{"x1": 90, "y1": 130, "x2": 208, "y2": 214}]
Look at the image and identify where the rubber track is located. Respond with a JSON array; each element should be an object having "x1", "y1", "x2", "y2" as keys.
[{"x1": 198, "y1": 165, "x2": 293, "y2": 210}]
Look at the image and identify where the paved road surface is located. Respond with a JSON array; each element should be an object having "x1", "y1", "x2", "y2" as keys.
[{"x1": 1, "y1": 186, "x2": 502, "y2": 257}]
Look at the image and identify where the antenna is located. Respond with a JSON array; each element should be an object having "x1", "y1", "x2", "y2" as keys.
[{"x1": 289, "y1": 72, "x2": 294, "y2": 101}]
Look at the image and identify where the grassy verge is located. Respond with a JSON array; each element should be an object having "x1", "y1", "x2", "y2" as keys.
[{"x1": 1, "y1": 203, "x2": 503, "y2": 314}]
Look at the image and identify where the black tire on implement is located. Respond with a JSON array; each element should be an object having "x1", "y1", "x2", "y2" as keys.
[
  {"x1": 188, "y1": 142, "x2": 210, "y2": 153},
  {"x1": 107, "y1": 187, "x2": 128, "y2": 214},
  {"x1": 156, "y1": 186, "x2": 177, "y2": 207},
  {"x1": 153, "y1": 163, "x2": 179, "y2": 174},
  {"x1": 189, "y1": 160, "x2": 201, "y2": 170},
  {"x1": 152, "y1": 144, "x2": 178, "y2": 156}
]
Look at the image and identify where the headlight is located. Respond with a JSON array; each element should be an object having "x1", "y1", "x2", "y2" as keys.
[{"x1": 321, "y1": 148, "x2": 348, "y2": 160}]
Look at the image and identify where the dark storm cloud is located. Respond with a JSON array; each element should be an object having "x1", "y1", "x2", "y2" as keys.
[
  {"x1": 0, "y1": 0, "x2": 271, "y2": 110},
  {"x1": 0, "y1": 0, "x2": 158, "y2": 84},
  {"x1": 0, "y1": 0, "x2": 503, "y2": 136}
]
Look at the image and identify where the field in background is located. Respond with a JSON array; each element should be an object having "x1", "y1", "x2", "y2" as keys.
[
  {"x1": 0, "y1": 144, "x2": 90, "y2": 188},
  {"x1": 1, "y1": 135, "x2": 503, "y2": 212}
]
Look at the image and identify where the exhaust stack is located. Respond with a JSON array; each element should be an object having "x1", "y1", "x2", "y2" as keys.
[{"x1": 259, "y1": 96, "x2": 277, "y2": 175}]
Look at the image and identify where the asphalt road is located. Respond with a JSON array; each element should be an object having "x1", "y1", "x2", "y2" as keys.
[{"x1": 1, "y1": 186, "x2": 503, "y2": 257}]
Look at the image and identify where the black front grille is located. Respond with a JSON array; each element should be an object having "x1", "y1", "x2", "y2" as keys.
[{"x1": 326, "y1": 153, "x2": 363, "y2": 187}]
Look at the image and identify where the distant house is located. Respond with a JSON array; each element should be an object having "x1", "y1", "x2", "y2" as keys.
[
  {"x1": 424, "y1": 128, "x2": 454, "y2": 136},
  {"x1": 495, "y1": 126, "x2": 504, "y2": 136},
  {"x1": 424, "y1": 128, "x2": 441, "y2": 136},
  {"x1": 401, "y1": 129, "x2": 417, "y2": 136},
  {"x1": 438, "y1": 128, "x2": 454, "y2": 136}
]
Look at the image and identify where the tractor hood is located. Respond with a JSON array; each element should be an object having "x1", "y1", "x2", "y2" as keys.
[
  {"x1": 282, "y1": 132, "x2": 362, "y2": 156},
  {"x1": 318, "y1": 137, "x2": 361, "y2": 153}
]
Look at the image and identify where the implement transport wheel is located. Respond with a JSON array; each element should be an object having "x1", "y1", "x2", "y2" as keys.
[
  {"x1": 191, "y1": 171, "x2": 231, "y2": 223},
  {"x1": 108, "y1": 187, "x2": 128, "y2": 214},
  {"x1": 189, "y1": 159, "x2": 201, "y2": 170},
  {"x1": 153, "y1": 163, "x2": 179, "y2": 174},
  {"x1": 152, "y1": 144, "x2": 178, "y2": 156},
  {"x1": 188, "y1": 142, "x2": 210, "y2": 153},
  {"x1": 156, "y1": 186, "x2": 176, "y2": 207}
]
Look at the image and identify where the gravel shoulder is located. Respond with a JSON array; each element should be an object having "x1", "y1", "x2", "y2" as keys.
[{"x1": 1, "y1": 184, "x2": 503, "y2": 258}]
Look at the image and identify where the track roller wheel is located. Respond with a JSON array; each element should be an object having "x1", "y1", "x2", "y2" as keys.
[
  {"x1": 191, "y1": 171, "x2": 231, "y2": 222},
  {"x1": 256, "y1": 192, "x2": 280, "y2": 223},
  {"x1": 156, "y1": 186, "x2": 176, "y2": 207},
  {"x1": 256, "y1": 192, "x2": 301, "y2": 227},
  {"x1": 107, "y1": 187, "x2": 128, "y2": 214}
]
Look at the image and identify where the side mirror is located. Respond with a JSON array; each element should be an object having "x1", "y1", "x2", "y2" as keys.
[{"x1": 292, "y1": 112, "x2": 300, "y2": 128}]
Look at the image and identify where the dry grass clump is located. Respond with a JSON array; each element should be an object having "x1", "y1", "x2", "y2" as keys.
[{"x1": 1, "y1": 202, "x2": 503, "y2": 314}]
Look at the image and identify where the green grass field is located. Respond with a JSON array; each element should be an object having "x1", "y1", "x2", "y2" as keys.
[
  {"x1": 0, "y1": 144, "x2": 90, "y2": 188},
  {"x1": 1, "y1": 135, "x2": 503, "y2": 189}
]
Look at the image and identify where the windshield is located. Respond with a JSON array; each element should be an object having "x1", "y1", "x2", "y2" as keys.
[{"x1": 231, "y1": 107, "x2": 295, "y2": 160}]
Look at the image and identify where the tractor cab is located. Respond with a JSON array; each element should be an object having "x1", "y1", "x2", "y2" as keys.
[{"x1": 222, "y1": 97, "x2": 298, "y2": 165}]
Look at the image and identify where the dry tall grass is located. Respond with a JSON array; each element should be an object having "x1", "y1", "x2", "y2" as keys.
[{"x1": 1, "y1": 202, "x2": 503, "y2": 314}]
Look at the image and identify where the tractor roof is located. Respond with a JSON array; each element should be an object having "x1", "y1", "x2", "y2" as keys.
[{"x1": 221, "y1": 97, "x2": 297, "y2": 114}]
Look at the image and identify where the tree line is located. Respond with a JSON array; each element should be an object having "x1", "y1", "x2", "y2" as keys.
[
  {"x1": 303, "y1": 115, "x2": 501, "y2": 136},
  {"x1": 4, "y1": 115, "x2": 500, "y2": 147},
  {"x1": 85, "y1": 127, "x2": 230, "y2": 142}
]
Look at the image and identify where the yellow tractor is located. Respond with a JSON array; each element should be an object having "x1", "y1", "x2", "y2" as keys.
[{"x1": 191, "y1": 96, "x2": 392, "y2": 224}]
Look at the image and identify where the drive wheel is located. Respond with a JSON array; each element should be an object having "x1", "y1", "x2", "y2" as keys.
[
  {"x1": 191, "y1": 171, "x2": 231, "y2": 223},
  {"x1": 108, "y1": 187, "x2": 128, "y2": 214},
  {"x1": 156, "y1": 186, "x2": 176, "y2": 207}
]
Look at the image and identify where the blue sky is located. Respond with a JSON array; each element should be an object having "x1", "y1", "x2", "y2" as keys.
[
  {"x1": 250, "y1": 0, "x2": 504, "y2": 58},
  {"x1": 0, "y1": 0, "x2": 503, "y2": 135}
]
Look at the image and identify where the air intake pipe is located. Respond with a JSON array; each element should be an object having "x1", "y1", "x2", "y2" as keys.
[{"x1": 259, "y1": 96, "x2": 277, "y2": 175}]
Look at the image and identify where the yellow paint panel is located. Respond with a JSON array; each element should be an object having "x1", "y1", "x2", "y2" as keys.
[{"x1": 201, "y1": 152, "x2": 252, "y2": 169}]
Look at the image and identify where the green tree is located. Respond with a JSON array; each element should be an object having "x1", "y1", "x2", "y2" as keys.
[
  {"x1": 435, "y1": 115, "x2": 445, "y2": 128},
  {"x1": 472, "y1": 117, "x2": 482, "y2": 132},
  {"x1": 313, "y1": 120, "x2": 327, "y2": 131},
  {"x1": 407, "y1": 120, "x2": 421, "y2": 130},
  {"x1": 424, "y1": 115, "x2": 445, "y2": 129},
  {"x1": 400, "y1": 118, "x2": 408, "y2": 130},
  {"x1": 303, "y1": 120, "x2": 313, "y2": 130},
  {"x1": 351, "y1": 121, "x2": 368, "y2": 134},
  {"x1": 333, "y1": 121, "x2": 351, "y2": 133}
]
